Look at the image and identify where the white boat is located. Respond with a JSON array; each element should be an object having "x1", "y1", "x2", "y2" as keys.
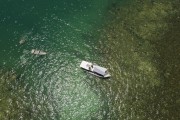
[
  {"x1": 31, "y1": 49, "x2": 47, "y2": 55},
  {"x1": 80, "y1": 61, "x2": 111, "y2": 78}
]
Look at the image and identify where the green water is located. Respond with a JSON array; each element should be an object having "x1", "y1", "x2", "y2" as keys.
[
  {"x1": 0, "y1": 0, "x2": 179, "y2": 120},
  {"x1": 0, "y1": 0, "x2": 112, "y2": 119}
]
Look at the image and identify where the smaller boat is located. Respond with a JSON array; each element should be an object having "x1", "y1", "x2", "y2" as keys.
[
  {"x1": 31, "y1": 49, "x2": 47, "y2": 55},
  {"x1": 80, "y1": 61, "x2": 111, "y2": 78}
]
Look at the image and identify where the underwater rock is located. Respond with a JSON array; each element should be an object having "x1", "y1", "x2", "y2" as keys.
[{"x1": 19, "y1": 39, "x2": 26, "y2": 45}]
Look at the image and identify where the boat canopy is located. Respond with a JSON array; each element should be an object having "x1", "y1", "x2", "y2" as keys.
[{"x1": 93, "y1": 65, "x2": 107, "y2": 76}]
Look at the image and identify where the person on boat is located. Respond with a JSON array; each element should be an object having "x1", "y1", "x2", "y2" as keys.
[
  {"x1": 90, "y1": 64, "x2": 93, "y2": 71},
  {"x1": 88, "y1": 64, "x2": 93, "y2": 71}
]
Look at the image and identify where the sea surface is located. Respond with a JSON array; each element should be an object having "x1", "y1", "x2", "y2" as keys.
[
  {"x1": 0, "y1": 0, "x2": 179, "y2": 120},
  {"x1": 0, "y1": 0, "x2": 116, "y2": 119}
]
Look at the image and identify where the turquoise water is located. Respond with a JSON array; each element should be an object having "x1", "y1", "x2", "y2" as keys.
[
  {"x1": 0, "y1": 0, "x2": 109, "y2": 66},
  {"x1": 0, "y1": 0, "x2": 112, "y2": 119}
]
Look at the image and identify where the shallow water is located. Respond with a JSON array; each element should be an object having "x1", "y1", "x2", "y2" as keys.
[
  {"x1": 0, "y1": 0, "x2": 179, "y2": 120},
  {"x1": 98, "y1": 0, "x2": 180, "y2": 119}
]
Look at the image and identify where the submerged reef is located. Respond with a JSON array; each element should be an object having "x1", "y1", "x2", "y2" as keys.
[
  {"x1": 0, "y1": 69, "x2": 21, "y2": 119},
  {"x1": 98, "y1": 0, "x2": 180, "y2": 119},
  {"x1": 0, "y1": 69, "x2": 53, "y2": 119}
]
